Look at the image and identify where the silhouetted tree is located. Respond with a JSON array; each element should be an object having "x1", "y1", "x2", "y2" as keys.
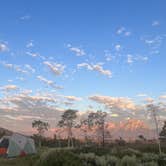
[
  {"x1": 87, "y1": 110, "x2": 107, "y2": 146},
  {"x1": 32, "y1": 120, "x2": 49, "y2": 147},
  {"x1": 146, "y1": 103, "x2": 162, "y2": 154},
  {"x1": 138, "y1": 134, "x2": 146, "y2": 141},
  {"x1": 58, "y1": 109, "x2": 78, "y2": 147},
  {"x1": 160, "y1": 121, "x2": 166, "y2": 141}
]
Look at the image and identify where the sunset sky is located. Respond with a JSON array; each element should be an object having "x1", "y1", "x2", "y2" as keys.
[{"x1": 0, "y1": 0, "x2": 166, "y2": 134}]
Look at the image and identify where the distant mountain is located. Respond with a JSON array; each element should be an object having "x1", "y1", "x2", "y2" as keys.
[{"x1": 50, "y1": 119, "x2": 156, "y2": 141}]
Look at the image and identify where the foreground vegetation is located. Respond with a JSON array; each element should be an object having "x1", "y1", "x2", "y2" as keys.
[{"x1": 1, "y1": 145, "x2": 166, "y2": 166}]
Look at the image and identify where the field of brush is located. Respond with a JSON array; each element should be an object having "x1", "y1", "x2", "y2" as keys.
[{"x1": 1, "y1": 145, "x2": 166, "y2": 166}]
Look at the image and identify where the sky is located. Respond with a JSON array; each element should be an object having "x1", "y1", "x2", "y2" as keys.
[{"x1": 0, "y1": 0, "x2": 166, "y2": 134}]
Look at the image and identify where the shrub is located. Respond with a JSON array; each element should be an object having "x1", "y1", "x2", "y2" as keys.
[
  {"x1": 119, "y1": 155, "x2": 139, "y2": 166},
  {"x1": 95, "y1": 156, "x2": 107, "y2": 166},
  {"x1": 157, "y1": 153, "x2": 166, "y2": 166},
  {"x1": 122, "y1": 148, "x2": 142, "y2": 158},
  {"x1": 142, "y1": 153, "x2": 158, "y2": 163},
  {"x1": 142, "y1": 161, "x2": 158, "y2": 166},
  {"x1": 106, "y1": 155, "x2": 119, "y2": 166},
  {"x1": 36, "y1": 149, "x2": 83, "y2": 166},
  {"x1": 79, "y1": 153, "x2": 96, "y2": 166}
]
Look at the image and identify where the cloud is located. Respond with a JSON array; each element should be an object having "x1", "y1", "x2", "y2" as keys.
[
  {"x1": 137, "y1": 94, "x2": 148, "y2": 97},
  {"x1": 37, "y1": 75, "x2": 63, "y2": 89},
  {"x1": 159, "y1": 95, "x2": 166, "y2": 99},
  {"x1": 20, "y1": 15, "x2": 31, "y2": 21},
  {"x1": 0, "y1": 91, "x2": 64, "y2": 133},
  {"x1": 0, "y1": 61, "x2": 28, "y2": 74},
  {"x1": 152, "y1": 21, "x2": 160, "y2": 26},
  {"x1": 24, "y1": 64, "x2": 35, "y2": 73},
  {"x1": 116, "y1": 27, "x2": 125, "y2": 34},
  {"x1": 77, "y1": 63, "x2": 112, "y2": 78},
  {"x1": 115, "y1": 44, "x2": 121, "y2": 51},
  {"x1": 126, "y1": 54, "x2": 148, "y2": 64},
  {"x1": 44, "y1": 61, "x2": 65, "y2": 75},
  {"x1": 26, "y1": 41, "x2": 34, "y2": 48},
  {"x1": 0, "y1": 61, "x2": 35, "y2": 74},
  {"x1": 116, "y1": 27, "x2": 131, "y2": 36},
  {"x1": 26, "y1": 52, "x2": 46, "y2": 60},
  {"x1": 144, "y1": 97, "x2": 154, "y2": 103},
  {"x1": 124, "y1": 31, "x2": 131, "y2": 36},
  {"x1": 67, "y1": 44, "x2": 85, "y2": 56},
  {"x1": 64, "y1": 96, "x2": 82, "y2": 101},
  {"x1": 89, "y1": 95, "x2": 138, "y2": 111},
  {"x1": 0, "y1": 85, "x2": 18, "y2": 91},
  {"x1": 0, "y1": 43, "x2": 9, "y2": 52},
  {"x1": 127, "y1": 54, "x2": 133, "y2": 64}
]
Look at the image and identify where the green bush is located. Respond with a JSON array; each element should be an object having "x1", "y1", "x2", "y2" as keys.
[
  {"x1": 106, "y1": 155, "x2": 119, "y2": 166},
  {"x1": 119, "y1": 155, "x2": 139, "y2": 166},
  {"x1": 36, "y1": 149, "x2": 83, "y2": 166},
  {"x1": 157, "y1": 153, "x2": 166, "y2": 166},
  {"x1": 142, "y1": 153, "x2": 158, "y2": 163},
  {"x1": 79, "y1": 153, "x2": 96, "y2": 166},
  {"x1": 95, "y1": 156, "x2": 107, "y2": 166},
  {"x1": 142, "y1": 161, "x2": 158, "y2": 166}
]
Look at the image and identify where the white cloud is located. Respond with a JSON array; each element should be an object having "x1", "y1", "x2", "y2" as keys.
[
  {"x1": 0, "y1": 61, "x2": 28, "y2": 74},
  {"x1": 116, "y1": 27, "x2": 131, "y2": 36},
  {"x1": 26, "y1": 41, "x2": 34, "y2": 48},
  {"x1": 89, "y1": 95, "x2": 138, "y2": 111},
  {"x1": 0, "y1": 61, "x2": 35, "y2": 74},
  {"x1": 44, "y1": 61, "x2": 65, "y2": 76},
  {"x1": 159, "y1": 95, "x2": 166, "y2": 99},
  {"x1": 77, "y1": 63, "x2": 112, "y2": 78},
  {"x1": 116, "y1": 27, "x2": 125, "y2": 34},
  {"x1": 124, "y1": 31, "x2": 131, "y2": 36},
  {"x1": 152, "y1": 21, "x2": 160, "y2": 26},
  {"x1": 115, "y1": 44, "x2": 121, "y2": 51},
  {"x1": 0, "y1": 85, "x2": 18, "y2": 91},
  {"x1": 26, "y1": 51, "x2": 40, "y2": 57},
  {"x1": 37, "y1": 75, "x2": 63, "y2": 89},
  {"x1": 126, "y1": 54, "x2": 148, "y2": 64},
  {"x1": 137, "y1": 94, "x2": 148, "y2": 97},
  {"x1": 144, "y1": 97, "x2": 154, "y2": 103},
  {"x1": 127, "y1": 54, "x2": 133, "y2": 64},
  {"x1": 24, "y1": 64, "x2": 35, "y2": 73},
  {"x1": 20, "y1": 15, "x2": 31, "y2": 20},
  {"x1": 0, "y1": 43, "x2": 9, "y2": 52},
  {"x1": 64, "y1": 96, "x2": 82, "y2": 101},
  {"x1": 67, "y1": 44, "x2": 85, "y2": 56}
]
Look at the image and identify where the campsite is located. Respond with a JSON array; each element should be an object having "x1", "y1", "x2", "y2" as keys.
[{"x1": 0, "y1": 0, "x2": 166, "y2": 165}]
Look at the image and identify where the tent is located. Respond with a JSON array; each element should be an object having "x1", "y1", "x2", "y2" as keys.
[{"x1": 0, "y1": 133, "x2": 36, "y2": 157}]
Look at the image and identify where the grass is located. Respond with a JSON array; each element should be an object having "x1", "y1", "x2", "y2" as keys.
[{"x1": 1, "y1": 146, "x2": 166, "y2": 166}]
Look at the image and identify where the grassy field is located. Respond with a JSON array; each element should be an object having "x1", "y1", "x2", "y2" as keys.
[{"x1": 1, "y1": 146, "x2": 166, "y2": 166}]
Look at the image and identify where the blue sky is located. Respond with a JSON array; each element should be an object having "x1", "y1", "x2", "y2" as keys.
[{"x1": 0, "y1": 0, "x2": 166, "y2": 132}]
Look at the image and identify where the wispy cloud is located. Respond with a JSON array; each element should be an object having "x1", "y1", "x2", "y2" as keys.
[
  {"x1": 89, "y1": 95, "x2": 138, "y2": 111},
  {"x1": 25, "y1": 64, "x2": 35, "y2": 73},
  {"x1": 64, "y1": 95, "x2": 82, "y2": 101},
  {"x1": 67, "y1": 44, "x2": 85, "y2": 56},
  {"x1": 0, "y1": 43, "x2": 9, "y2": 52},
  {"x1": 77, "y1": 63, "x2": 112, "y2": 78},
  {"x1": 0, "y1": 61, "x2": 35, "y2": 74},
  {"x1": 20, "y1": 15, "x2": 31, "y2": 21},
  {"x1": 116, "y1": 27, "x2": 131, "y2": 36},
  {"x1": 26, "y1": 40, "x2": 34, "y2": 48},
  {"x1": 115, "y1": 44, "x2": 121, "y2": 51},
  {"x1": 126, "y1": 54, "x2": 148, "y2": 64},
  {"x1": 152, "y1": 20, "x2": 160, "y2": 26},
  {"x1": 37, "y1": 75, "x2": 63, "y2": 89},
  {"x1": 0, "y1": 84, "x2": 18, "y2": 91},
  {"x1": 44, "y1": 61, "x2": 65, "y2": 76}
]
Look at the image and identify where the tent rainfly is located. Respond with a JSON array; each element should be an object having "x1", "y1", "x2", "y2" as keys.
[{"x1": 0, "y1": 133, "x2": 36, "y2": 157}]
